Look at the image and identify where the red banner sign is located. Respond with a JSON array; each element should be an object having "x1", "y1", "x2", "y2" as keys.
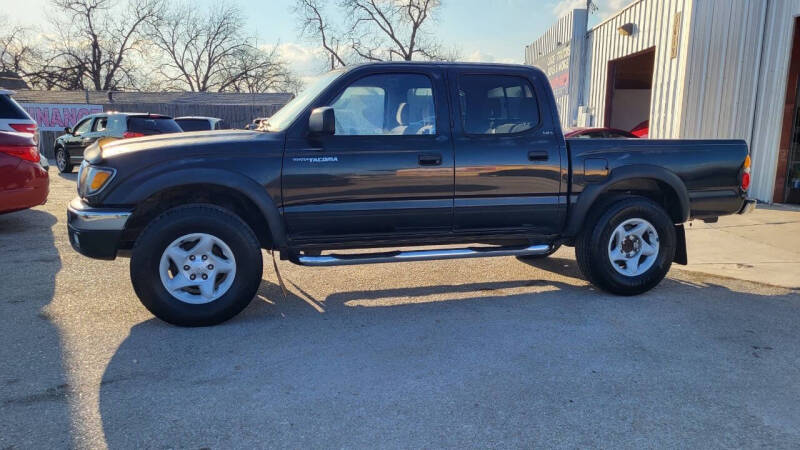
[{"x1": 19, "y1": 103, "x2": 103, "y2": 131}]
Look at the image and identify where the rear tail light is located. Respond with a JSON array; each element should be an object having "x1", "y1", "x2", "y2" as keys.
[
  {"x1": 9, "y1": 123, "x2": 37, "y2": 134},
  {"x1": 741, "y1": 155, "x2": 751, "y2": 191},
  {"x1": 123, "y1": 131, "x2": 144, "y2": 139},
  {"x1": 0, "y1": 144, "x2": 40, "y2": 163}
]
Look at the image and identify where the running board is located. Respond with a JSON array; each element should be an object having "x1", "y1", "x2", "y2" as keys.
[{"x1": 293, "y1": 244, "x2": 552, "y2": 267}]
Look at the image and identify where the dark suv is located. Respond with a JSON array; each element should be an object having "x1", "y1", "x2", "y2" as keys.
[{"x1": 54, "y1": 113, "x2": 181, "y2": 173}]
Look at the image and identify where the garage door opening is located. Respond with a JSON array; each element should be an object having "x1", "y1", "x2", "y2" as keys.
[
  {"x1": 775, "y1": 17, "x2": 800, "y2": 204},
  {"x1": 605, "y1": 48, "x2": 655, "y2": 136}
]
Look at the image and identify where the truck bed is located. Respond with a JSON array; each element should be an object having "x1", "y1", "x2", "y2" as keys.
[{"x1": 567, "y1": 138, "x2": 749, "y2": 220}]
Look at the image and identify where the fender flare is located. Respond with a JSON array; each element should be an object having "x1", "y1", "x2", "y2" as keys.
[
  {"x1": 114, "y1": 168, "x2": 287, "y2": 249},
  {"x1": 565, "y1": 164, "x2": 690, "y2": 237}
]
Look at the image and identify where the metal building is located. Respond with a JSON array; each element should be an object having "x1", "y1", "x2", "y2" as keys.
[{"x1": 525, "y1": 0, "x2": 800, "y2": 204}]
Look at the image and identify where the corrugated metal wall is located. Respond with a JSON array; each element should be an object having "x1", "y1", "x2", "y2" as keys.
[
  {"x1": 680, "y1": 0, "x2": 766, "y2": 142},
  {"x1": 680, "y1": 0, "x2": 800, "y2": 202},
  {"x1": 581, "y1": 0, "x2": 800, "y2": 202},
  {"x1": 748, "y1": 0, "x2": 800, "y2": 201},
  {"x1": 525, "y1": 10, "x2": 580, "y2": 126},
  {"x1": 584, "y1": 0, "x2": 694, "y2": 138}
]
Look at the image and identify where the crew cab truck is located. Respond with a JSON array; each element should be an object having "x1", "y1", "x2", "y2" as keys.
[{"x1": 66, "y1": 62, "x2": 755, "y2": 326}]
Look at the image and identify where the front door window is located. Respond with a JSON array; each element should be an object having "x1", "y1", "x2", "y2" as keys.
[
  {"x1": 73, "y1": 118, "x2": 93, "y2": 135},
  {"x1": 331, "y1": 73, "x2": 436, "y2": 136}
]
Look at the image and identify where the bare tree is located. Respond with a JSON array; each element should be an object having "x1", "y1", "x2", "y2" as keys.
[
  {"x1": 36, "y1": 0, "x2": 162, "y2": 90},
  {"x1": 295, "y1": 0, "x2": 347, "y2": 70},
  {"x1": 221, "y1": 45, "x2": 304, "y2": 94},
  {"x1": 148, "y1": 2, "x2": 299, "y2": 93},
  {"x1": 295, "y1": 0, "x2": 445, "y2": 69},
  {"x1": 0, "y1": 23, "x2": 35, "y2": 74}
]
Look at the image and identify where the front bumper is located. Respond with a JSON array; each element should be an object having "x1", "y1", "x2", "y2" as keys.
[
  {"x1": 67, "y1": 197, "x2": 132, "y2": 260},
  {"x1": 738, "y1": 198, "x2": 757, "y2": 214}
]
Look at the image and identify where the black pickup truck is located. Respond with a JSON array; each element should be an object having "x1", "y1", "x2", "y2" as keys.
[{"x1": 67, "y1": 62, "x2": 755, "y2": 326}]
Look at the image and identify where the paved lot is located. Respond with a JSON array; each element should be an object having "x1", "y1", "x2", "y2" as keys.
[{"x1": 2, "y1": 170, "x2": 800, "y2": 449}]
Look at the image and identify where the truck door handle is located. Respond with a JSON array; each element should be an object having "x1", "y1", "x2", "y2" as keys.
[
  {"x1": 418, "y1": 153, "x2": 442, "y2": 166},
  {"x1": 528, "y1": 150, "x2": 549, "y2": 161}
]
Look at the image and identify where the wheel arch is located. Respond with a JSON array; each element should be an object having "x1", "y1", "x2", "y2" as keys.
[
  {"x1": 566, "y1": 165, "x2": 690, "y2": 237},
  {"x1": 115, "y1": 169, "x2": 286, "y2": 251}
]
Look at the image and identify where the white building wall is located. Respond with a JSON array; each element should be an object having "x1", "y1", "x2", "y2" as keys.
[
  {"x1": 681, "y1": 0, "x2": 800, "y2": 202},
  {"x1": 581, "y1": 0, "x2": 799, "y2": 202},
  {"x1": 525, "y1": 10, "x2": 588, "y2": 128},
  {"x1": 584, "y1": 0, "x2": 694, "y2": 138},
  {"x1": 538, "y1": 0, "x2": 798, "y2": 202},
  {"x1": 680, "y1": 0, "x2": 766, "y2": 142},
  {"x1": 748, "y1": 0, "x2": 800, "y2": 201}
]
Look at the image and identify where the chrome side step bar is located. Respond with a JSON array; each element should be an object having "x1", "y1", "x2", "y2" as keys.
[{"x1": 294, "y1": 244, "x2": 552, "y2": 267}]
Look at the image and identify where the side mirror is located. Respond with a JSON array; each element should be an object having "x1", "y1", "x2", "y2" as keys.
[
  {"x1": 64, "y1": 127, "x2": 72, "y2": 135},
  {"x1": 309, "y1": 107, "x2": 335, "y2": 136}
]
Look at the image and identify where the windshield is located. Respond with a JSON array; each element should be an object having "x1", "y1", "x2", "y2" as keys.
[{"x1": 263, "y1": 70, "x2": 344, "y2": 132}]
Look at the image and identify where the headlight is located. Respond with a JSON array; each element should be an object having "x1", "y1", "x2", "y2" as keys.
[{"x1": 79, "y1": 165, "x2": 116, "y2": 196}]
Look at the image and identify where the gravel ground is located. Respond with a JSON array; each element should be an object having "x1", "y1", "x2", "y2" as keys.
[{"x1": 2, "y1": 169, "x2": 800, "y2": 449}]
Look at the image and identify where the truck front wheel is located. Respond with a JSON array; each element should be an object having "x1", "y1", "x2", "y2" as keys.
[
  {"x1": 130, "y1": 204, "x2": 263, "y2": 326},
  {"x1": 575, "y1": 196, "x2": 676, "y2": 295}
]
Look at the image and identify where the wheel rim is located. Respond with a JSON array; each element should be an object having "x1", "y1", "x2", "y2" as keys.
[
  {"x1": 607, "y1": 218, "x2": 660, "y2": 277},
  {"x1": 158, "y1": 233, "x2": 237, "y2": 304},
  {"x1": 56, "y1": 150, "x2": 66, "y2": 170}
]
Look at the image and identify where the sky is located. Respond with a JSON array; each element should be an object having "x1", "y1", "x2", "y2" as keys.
[{"x1": 1, "y1": 0, "x2": 634, "y2": 84}]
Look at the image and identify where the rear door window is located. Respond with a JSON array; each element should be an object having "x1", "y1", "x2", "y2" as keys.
[
  {"x1": 176, "y1": 119, "x2": 211, "y2": 131},
  {"x1": 0, "y1": 94, "x2": 30, "y2": 119},
  {"x1": 127, "y1": 116, "x2": 182, "y2": 135},
  {"x1": 92, "y1": 117, "x2": 108, "y2": 132},
  {"x1": 458, "y1": 74, "x2": 540, "y2": 135}
]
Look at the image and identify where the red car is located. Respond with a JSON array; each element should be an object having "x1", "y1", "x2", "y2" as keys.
[
  {"x1": 0, "y1": 131, "x2": 49, "y2": 214},
  {"x1": 630, "y1": 120, "x2": 649, "y2": 138},
  {"x1": 564, "y1": 127, "x2": 639, "y2": 138}
]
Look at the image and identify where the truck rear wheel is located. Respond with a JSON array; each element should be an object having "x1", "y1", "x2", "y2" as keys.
[
  {"x1": 575, "y1": 196, "x2": 675, "y2": 295},
  {"x1": 130, "y1": 204, "x2": 263, "y2": 326}
]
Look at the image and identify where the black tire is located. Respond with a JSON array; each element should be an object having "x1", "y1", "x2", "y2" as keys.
[
  {"x1": 55, "y1": 147, "x2": 73, "y2": 173},
  {"x1": 130, "y1": 204, "x2": 263, "y2": 326},
  {"x1": 575, "y1": 196, "x2": 675, "y2": 295},
  {"x1": 516, "y1": 244, "x2": 561, "y2": 261}
]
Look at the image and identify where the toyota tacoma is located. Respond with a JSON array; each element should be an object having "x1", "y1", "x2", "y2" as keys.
[{"x1": 67, "y1": 62, "x2": 755, "y2": 326}]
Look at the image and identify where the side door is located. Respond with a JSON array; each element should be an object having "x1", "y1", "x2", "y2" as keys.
[
  {"x1": 282, "y1": 68, "x2": 454, "y2": 241},
  {"x1": 66, "y1": 117, "x2": 94, "y2": 160},
  {"x1": 448, "y1": 68, "x2": 567, "y2": 235}
]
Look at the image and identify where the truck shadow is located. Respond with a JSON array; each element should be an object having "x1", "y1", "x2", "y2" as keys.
[
  {"x1": 0, "y1": 210, "x2": 71, "y2": 448},
  {"x1": 97, "y1": 266, "x2": 800, "y2": 447}
]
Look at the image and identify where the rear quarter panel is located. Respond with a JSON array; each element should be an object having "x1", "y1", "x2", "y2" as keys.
[{"x1": 568, "y1": 138, "x2": 748, "y2": 220}]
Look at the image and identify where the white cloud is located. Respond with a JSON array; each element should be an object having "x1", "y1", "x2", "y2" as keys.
[
  {"x1": 261, "y1": 42, "x2": 331, "y2": 80},
  {"x1": 596, "y1": 0, "x2": 636, "y2": 19},
  {"x1": 550, "y1": 0, "x2": 636, "y2": 19},
  {"x1": 551, "y1": 0, "x2": 586, "y2": 18},
  {"x1": 461, "y1": 49, "x2": 518, "y2": 64}
]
